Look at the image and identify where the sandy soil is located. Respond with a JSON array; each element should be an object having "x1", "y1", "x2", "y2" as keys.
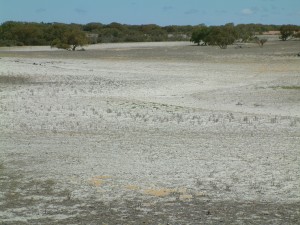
[{"x1": 0, "y1": 41, "x2": 300, "y2": 224}]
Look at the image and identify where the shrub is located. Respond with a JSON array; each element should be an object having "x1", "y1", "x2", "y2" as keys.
[
  {"x1": 206, "y1": 25, "x2": 237, "y2": 49},
  {"x1": 280, "y1": 25, "x2": 298, "y2": 41},
  {"x1": 254, "y1": 37, "x2": 268, "y2": 47},
  {"x1": 190, "y1": 26, "x2": 210, "y2": 45},
  {"x1": 50, "y1": 27, "x2": 88, "y2": 51}
]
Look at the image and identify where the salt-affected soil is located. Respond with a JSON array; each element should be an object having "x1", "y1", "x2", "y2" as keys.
[{"x1": 0, "y1": 41, "x2": 300, "y2": 224}]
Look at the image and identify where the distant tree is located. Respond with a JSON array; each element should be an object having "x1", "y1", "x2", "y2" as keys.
[
  {"x1": 235, "y1": 24, "x2": 255, "y2": 42},
  {"x1": 98, "y1": 27, "x2": 124, "y2": 43},
  {"x1": 51, "y1": 26, "x2": 88, "y2": 51},
  {"x1": 190, "y1": 26, "x2": 210, "y2": 45},
  {"x1": 139, "y1": 24, "x2": 168, "y2": 41},
  {"x1": 2, "y1": 21, "x2": 299, "y2": 47},
  {"x1": 206, "y1": 25, "x2": 237, "y2": 49},
  {"x1": 0, "y1": 21, "x2": 47, "y2": 46},
  {"x1": 163, "y1": 25, "x2": 177, "y2": 33},
  {"x1": 83, "y1": 23, "x2": 103, "y2": 32},
  {"x1": 259, "y1": 38, "x2": 267, "y2": 47},
  {"x1": 279, "y1": 25, "x2": 297, "y2": 41}
]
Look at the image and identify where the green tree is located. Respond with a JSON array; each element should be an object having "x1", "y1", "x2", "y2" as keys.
[
  {"x1": 139, "y1": 24, "x2": 168, "y2": 41},
  {"x1": 190, "y1": 26, "x2": 210, "y2": 45},
  {"x1": 235, "y1": 24, "x2": 255, "y2": 42},
  {"x1": 0, "y1": 21, "x2": 48, "y2": 46},
  {"x1": 83, "y1": 23, "x2": 103, "y2": 32},
  {"x1": 51, "y1": 26, "x2": 88, "y2": 51},
  {"x1": 206, "y1": 26, "x2": 237, "y2": 49},
  {"x1": 280, "y1": 25, "x2": 297, "y2": 41}
]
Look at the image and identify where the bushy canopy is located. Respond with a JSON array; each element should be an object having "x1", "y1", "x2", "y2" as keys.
[
  {"x1": 50, "y1": 25, "x2": 88, "y2": 51},
  {"x1": 191, "y1": 24, "x2": 237, "y2": 49},
  {"x1": 0, "y1": 21, "x2": 299, "y2": 49},
  {"x1": 279, "y1": 25, "x2": 299, "y2": 41}
]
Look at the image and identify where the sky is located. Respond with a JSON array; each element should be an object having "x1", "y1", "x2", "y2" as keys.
[{"x1": 0, "y1": 0, "x2": 299, "y2": 26}]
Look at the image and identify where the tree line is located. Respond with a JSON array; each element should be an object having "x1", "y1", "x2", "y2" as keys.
[
  {"x1": 0, "y1": 21, "x2": 299, "y2": 50},
  {"x1": 0, "y1": 21, "x2": 192, "y2": 49},
  {"x1": 190, "y1": 23, "x2": 300, "y2": 49}
]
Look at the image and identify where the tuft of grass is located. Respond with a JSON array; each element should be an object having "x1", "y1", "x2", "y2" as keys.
[
  {"x1": 42, "y1": 179, "x2": 56, "y2": 194},
  {"x1": 58, "y1": 189, "x2": 73, "y2": 201}
]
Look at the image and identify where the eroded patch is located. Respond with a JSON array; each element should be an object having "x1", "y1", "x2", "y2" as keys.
[
  {"x1": 88, "y1": 176, "x2": 111, "y2": 187},
  {"x1": 126, "y1": 185, "x2": 140, "y2": 191},
  {"x1": 144, "y1": 188, "x2": 176, "y2": 197}
]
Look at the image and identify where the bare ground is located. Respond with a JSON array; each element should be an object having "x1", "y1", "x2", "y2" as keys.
[{"x1": 0, "y1": 41, "x2": 300, "y2": 224}]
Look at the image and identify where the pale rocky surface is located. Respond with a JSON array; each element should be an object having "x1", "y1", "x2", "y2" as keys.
[{"x1": 0, "y1": 41, "x2": 299, "y2": 224}]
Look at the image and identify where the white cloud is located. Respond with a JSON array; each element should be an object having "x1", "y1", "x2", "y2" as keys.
[{"x1": 241, "y1": 8, "x2": 254, "y2": 15}]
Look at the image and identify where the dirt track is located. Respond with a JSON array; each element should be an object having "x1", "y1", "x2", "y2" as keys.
[{"x1": 0, "y1": 41, "x2": 300, "y2": 224}]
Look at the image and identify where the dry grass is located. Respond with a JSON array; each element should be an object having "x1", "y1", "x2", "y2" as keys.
[
  {"x1": 271, "y1": 86, "x2": 300, "y2": 90},
  {"x1": 280, "y1": 86, "x2": 300, "y2": 90},
  {"x1": 0, "y1": 73, "x2": 31, "y2": 84},
  {"x1": 0, "y1": 163, "x2": 4, "y2": 170}
]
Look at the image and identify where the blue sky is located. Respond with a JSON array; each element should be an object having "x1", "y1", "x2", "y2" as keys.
[{"x1": 0, "y1": 0, "x2": 299, "y2": 25}]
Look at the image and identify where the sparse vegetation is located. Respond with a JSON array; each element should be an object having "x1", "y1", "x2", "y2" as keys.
[
  {"x1": 254, "y1": 37, "x2": 268, "y2": 47},
  {"x1": 0, "y1": 73, "x2": 31, "y2": 84},
  {"x1": 280, "y1": 86, "x2": 300, "y2": 90},
  {"x1": 272, "y1": 86, "x2": 300, "y2": 90},
  {"x1": 0, "y1": 41, "x2": 299, "y2": 224},
  {"x1": 1, "y1": 21, "x2": 300, "y2": 48},
  {"x1": 190, "y1": 23, "x2": 299, "y2": 49}
]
